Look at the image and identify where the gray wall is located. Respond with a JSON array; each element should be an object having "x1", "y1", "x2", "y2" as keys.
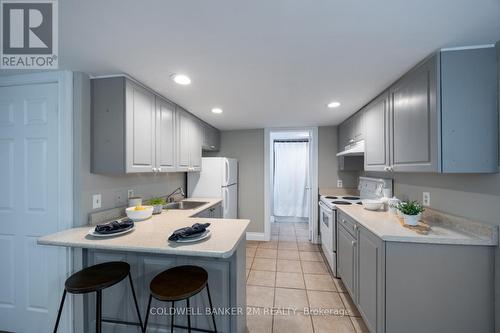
[
  {"x1": 205, "y1": 126, "x2": 360, "y2": 233},
  {"x1": 318, "y1": 126, "x2": 360, "y2": 189},
  {"x1": 73, "y1": 73, "x2": 185, "y2": 226},
  {"x1": 204, "y1": 129, "x2": 265, "y2": 233}
]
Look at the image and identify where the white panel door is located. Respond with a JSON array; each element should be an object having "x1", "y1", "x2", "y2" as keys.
[{"x1": 0, "y1": 83, "x2": 67, "y2": 332}]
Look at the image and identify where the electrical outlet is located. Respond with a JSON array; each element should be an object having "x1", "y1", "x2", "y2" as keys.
[
  {"x1": 92, "y1": 194, "x2": 102, "y2": 209},
  {"x1": 114, "y1": 190, "x2": 126, "y2": 206},
  {"x1": 337, "y1": 179, "x2": 343, "y2": 188},
  {"x1": 423, "y1": 192, "x2": 430, "y2": 206},
  {"x1": 127, "y1": 189, "x2": 135, "y2": 198}
]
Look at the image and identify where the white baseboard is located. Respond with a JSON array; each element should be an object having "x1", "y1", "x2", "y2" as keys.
[{"x1": 246, "y1": 232, "x2": 268, "y2": 241}]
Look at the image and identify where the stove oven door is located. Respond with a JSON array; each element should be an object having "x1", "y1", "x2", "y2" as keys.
[{"x1": 319, "y1": 201, "x2": 336, "y2": 276}]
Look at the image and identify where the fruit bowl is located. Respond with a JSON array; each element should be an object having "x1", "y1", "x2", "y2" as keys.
[
  {"x1": 126, "y1": 205, "x2": 154, "y2": 221},
  {"x1": 361, "y1": 199, "x2": 384, "y2": 211}
]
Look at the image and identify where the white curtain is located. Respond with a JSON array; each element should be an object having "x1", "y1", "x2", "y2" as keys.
[{"x1": 273, "y1": 141, "x2": 309, "y2": 218}]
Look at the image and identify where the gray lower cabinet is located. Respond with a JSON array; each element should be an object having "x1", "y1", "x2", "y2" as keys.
[
  {"x1": 195, "y1": 203, "x2": 223, "y2": 218},
  {"x1": 364, "y1": 91, "x2": 390, "y2": 171},
  {"x1": 336, "y1": 210, "x2": 495, "y2": 333},
  {"x1": 176, "y1": 107, "x2": 202, "y2": 172},
  {"x1": 356, "y1": 225, "x2": 384, "y2": 333},
  {"x1": 85, "y1": 249, "x2": 236, "y2": 332},
  {"x1": 337, "y1": 224, "x2": 356, "y2": 299}
]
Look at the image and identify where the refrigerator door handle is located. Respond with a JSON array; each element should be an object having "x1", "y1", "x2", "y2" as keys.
[
  {"x1": 224, "y1": 159, "x2": 230, "y2": 186},
  {"x1": 223, "y1": 187, "x2": 229, "y2": 217}
]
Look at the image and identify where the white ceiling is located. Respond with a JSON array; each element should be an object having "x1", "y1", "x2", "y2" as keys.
[{"x1": 57, "y1": 0, "x2": 500, "y2": 130}]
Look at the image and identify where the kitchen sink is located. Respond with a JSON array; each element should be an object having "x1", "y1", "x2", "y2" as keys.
[{"x1": 163, "y1": 201, "x2": 207, "y2": 210}]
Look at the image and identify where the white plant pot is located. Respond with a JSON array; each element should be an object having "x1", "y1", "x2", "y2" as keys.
[
  {"x1": 403, "y1": 213, "x2": 421, "y2": 226},
  {"x1": 152, "y1": 204, "x2": 163, "y2": 215}
]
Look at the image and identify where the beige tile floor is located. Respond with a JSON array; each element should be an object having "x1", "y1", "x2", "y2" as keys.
[{"x1": 246, "y1": 222, "x2": 369, "y2": 333}]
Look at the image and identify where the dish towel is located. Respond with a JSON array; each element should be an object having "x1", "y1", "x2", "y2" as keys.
[
  {"x1": 95, "y1": 219, "x2": 134, "y2": 234},
  {"x1": 168, "y1": 223, "x2": 211, "y2": 241}
]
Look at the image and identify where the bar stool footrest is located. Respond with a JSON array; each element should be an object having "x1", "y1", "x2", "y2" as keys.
[
  {"x1": 101, "y1": 318, "x2": 142, "y2": 327},
  {"x1": 172, "y1": 324, "x2": 216, "y2": 333}
]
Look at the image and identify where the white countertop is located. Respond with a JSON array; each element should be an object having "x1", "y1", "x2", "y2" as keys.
[
  {"x1": 337, "y1": 205, "x2": 497, "y2": 246},
  {"x1": 38, "y1": 198, "x2": 250, "y2": 258}
]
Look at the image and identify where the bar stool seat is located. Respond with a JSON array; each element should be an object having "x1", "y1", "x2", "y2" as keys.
[
  {"x1": 150, "y1": 265, "x2": 208, "y2": 301},
  {"x1": 144, "y1": 265, "x2": 217, "y2": 333},
  {"x1": 65, "y1": 261, "x2": 130, "y2": 294},
  {"x1": 54, "y1": 261, "x2": 143, "y2": 333}
]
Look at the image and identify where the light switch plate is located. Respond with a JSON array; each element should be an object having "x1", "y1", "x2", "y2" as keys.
[
  {"x1": 337, "y1": 179, "x2": 343, "y2": 188},
  {"x1": 92, "y1": 194, "x2": 102, "y2": 209},
  {"x1": 127, "y1": 189, "x2": 134, "y2": 198},
  {"x1": 423, "y1": 192, "x2": 430, "y2": 206}
]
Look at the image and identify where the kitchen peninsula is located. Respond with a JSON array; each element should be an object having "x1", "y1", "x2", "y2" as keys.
[{"x1": 38, "y1": 198, "x2": 249, "y2": 333}]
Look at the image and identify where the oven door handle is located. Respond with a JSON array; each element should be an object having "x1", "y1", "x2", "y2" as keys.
[{"x1": 319, "y1": 201, "x2": 333, "y2": 215}]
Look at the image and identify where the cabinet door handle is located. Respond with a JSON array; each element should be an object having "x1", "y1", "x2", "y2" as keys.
[
  {"x1": 353, "y1": 224, "x2": 358, "y2": 231},
  {"x1": 352, "y1": 240, "x2": 356, "y2": 247}
]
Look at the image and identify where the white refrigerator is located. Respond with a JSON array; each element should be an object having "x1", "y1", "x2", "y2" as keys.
[{"x1": 187, "y1": 157, "x2": 238, "y2": 219}]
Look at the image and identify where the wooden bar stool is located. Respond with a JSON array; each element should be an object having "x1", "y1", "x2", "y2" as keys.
[
  {"x1": 53, "y1": 261, "x2": 143, "y2": 333},
  {"x1": 144, "y1": 265, "x2": 217, "y2": 333}
]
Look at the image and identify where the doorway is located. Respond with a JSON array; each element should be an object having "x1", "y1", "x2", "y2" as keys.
[
  {"x1": 265, "y1": 128, "x2": 319, "y2": 243},
  {"x1": 0, "y1": 72, "x2": 73, "y2": 332}
]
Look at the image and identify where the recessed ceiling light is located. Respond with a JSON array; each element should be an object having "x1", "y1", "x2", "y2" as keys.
[
  {"x1": 327, "y1": 101, "x2": 341, "y2": 108},
  {"x1": 171, "y1": 74, "x2": 191, "y2": 85},
  {"x1": 211, "y1": 107, "x2": 223, "y2": 114}
]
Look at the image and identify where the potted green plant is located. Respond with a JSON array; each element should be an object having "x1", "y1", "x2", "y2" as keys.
[
  {"x1": 148, "y1": 197, "x2": 166, "y2": 215},
  {"x1": 397, "y1": 200, "x2": 425, "y2": 226}
]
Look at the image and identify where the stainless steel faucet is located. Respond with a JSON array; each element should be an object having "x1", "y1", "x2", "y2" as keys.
[{"x1": 166, "y1": 187, "x2": 185, "y2": 203}]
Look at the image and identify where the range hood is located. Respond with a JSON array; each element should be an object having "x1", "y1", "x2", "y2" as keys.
[{"x1": 336, "y1": 140, "x2": 365, "y2": 157}]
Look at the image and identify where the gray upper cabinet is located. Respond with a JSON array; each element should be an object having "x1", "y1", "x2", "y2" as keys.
[
  {"x1": 338, "y1": 117, "x2": 353, "y2": 151},
  {"x1": 202, "y1": 122, "x2": 221, "y2": 151},
  {"x1": 92, "y1": 76, "x2": 210, "y2": 174},
  {"x1": 364, "y1": 91, "x2": 390, "y2": 171},
  {"x1": 361, "y1": 45, "x2": 498, "y2": 173},
  {"x1": 338, "y1": 110, "x2": 364, "y2": 151},
  {"x1": 176, "y1": 107, "x2": 202, "y2": 172},
  {"x1": 92, "y1": 77, "x2": 157, "y2": 174},
  {"x1": 125, "y1": 80, "x2": 157, "y2": 173},
  {"x1": 155, "y1": 96, "x2": 176, "y2": 172},
  {"x1": 352, "y1": 110, "x2": 365, "y2": 141},
  {"x1": 176, "y1": 107, "x2": 191, "y2": 170},
  {"x1": 389, "y1": 54, "x2": 439, "y2": 172},
  {"x1": 190, "y1": 118, "x2": 202, "y2": 171}
]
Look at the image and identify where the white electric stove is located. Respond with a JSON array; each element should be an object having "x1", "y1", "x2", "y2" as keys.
[{"x1": 319, "y1": 177, "x2": 392, "y2": 277}]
